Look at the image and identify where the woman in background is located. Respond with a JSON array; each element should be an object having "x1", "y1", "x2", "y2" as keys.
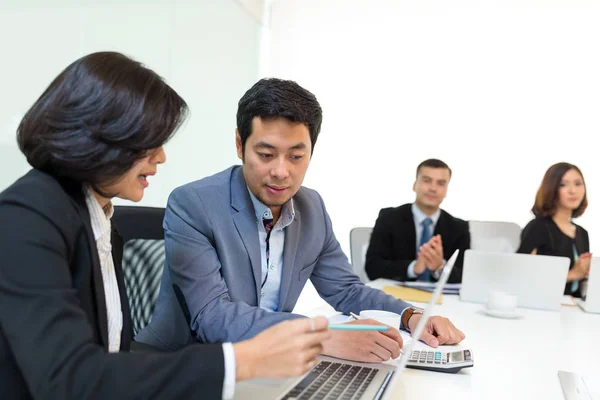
[
  {"x1": 0, "y1": 51, "x2": 329, "y2": 399},
  {"x1": 517, "y1": 162, "x2": 590, "y2": 297}
]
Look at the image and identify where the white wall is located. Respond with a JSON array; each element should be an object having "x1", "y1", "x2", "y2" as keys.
[
  {"x1": 2, "y1": 0, "x2": 598, "y2": 260},
  {"x1": 269, "y1": 0, "x2": 600, "y2": 257},
  {"x1": 0, "y1": 0, "x2": 260, "y2": 207}
]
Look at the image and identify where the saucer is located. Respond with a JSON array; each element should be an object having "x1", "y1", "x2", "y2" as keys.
[{"x1": 482, "y1": 307, "x2": 523, "y2": 319}]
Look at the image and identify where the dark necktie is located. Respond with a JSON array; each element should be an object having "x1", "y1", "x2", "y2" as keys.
[
  {"x1": 417, "y1": 218, "x2": 433, "y2": 281},
  {"x1": 261, "y1": 217, "x2": 274, "y2": 288}
]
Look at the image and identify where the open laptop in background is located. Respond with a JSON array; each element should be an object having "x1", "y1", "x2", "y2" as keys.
[
  {"x1": 576, "y1": 257, "x2": 600, "y2": 314},
  {"x1": 460, "y1": 250, "x2": 570, "y2": 311},
  {"x1": 233, "y1": 250, "x2": 461, "y2": 400}
]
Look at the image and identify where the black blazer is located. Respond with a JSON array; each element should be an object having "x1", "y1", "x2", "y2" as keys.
[
  {"x1": 365, "y1": 204, "x2": 470, "y2": 283},
  {"x1": 0, "y1": 169, "x2": 224, "y2": 399},
  {"x1": 517, "y1": 216, "x2": 590, "y2": 297}
]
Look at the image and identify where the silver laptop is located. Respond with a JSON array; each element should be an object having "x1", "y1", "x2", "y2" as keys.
[
  {"x1": 558, "y1": 370, "x2": 594, "y2": 400},
  {"x1": 460, "y1": 250, "x2": 570, "y2": 311},
  {"x1": 577, "y1": 258, "x2": 600, "y2": 314},
  {"x1": 233, "y1": 250, "x2": 461, "y2": 400}
]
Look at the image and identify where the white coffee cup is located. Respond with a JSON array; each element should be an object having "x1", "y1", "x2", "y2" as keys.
[
  {"x1": 486, "y1": 291, "x2": 518, "y2": 312},
  {"x1": 358, "y1": 310, "x2": 401, "y2": 329}
]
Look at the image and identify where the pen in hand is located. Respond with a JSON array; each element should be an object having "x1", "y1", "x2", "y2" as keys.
[
  {"x1": 350, "y1": 312, "x2": 404, "y2": 355},
  {"x1": 328, "y1": 324, "x2": 388, "y2": 331}
]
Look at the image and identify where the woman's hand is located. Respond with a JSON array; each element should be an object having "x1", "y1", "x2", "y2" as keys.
[
  {"x1": 233, "y1": 317, "x2": 330, "y2": 382},
  {"x1": 568, "y1": 252, "x2": 592, "y2": 282}
]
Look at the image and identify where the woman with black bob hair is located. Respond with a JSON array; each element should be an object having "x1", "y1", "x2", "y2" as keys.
[{"x1": 0, "y1": 52, "x2": 329, "y2": 399}]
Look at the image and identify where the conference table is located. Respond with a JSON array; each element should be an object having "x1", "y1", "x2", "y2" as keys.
[{"x1": 285, "y1": 278, "x2": 600, "y2": 399}]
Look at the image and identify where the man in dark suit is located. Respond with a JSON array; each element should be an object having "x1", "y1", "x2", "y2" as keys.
[{"x1": 365, "y1": 159, "x2": 470, "y2": 283}]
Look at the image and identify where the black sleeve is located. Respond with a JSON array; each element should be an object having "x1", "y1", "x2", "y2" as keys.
[
  {"x1": 365, "y1": 209, "x2": 413, "y2": 281},
  {"x1": 0, "y1": 202, "x2": 225, "y2": 400},
  {"x1": 446, "y1": 219, "x2": 471, "y2": 284},
  {"x1": 517, "y1": 218, "x2": 549, "y2": 254},
  {"x1": 579, "y1": 226, "x2": 590, "y2": 253}
]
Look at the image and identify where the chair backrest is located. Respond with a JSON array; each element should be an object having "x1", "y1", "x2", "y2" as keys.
[
  {"x1": 349, "y1": 227, "x2": 373, "y2": 283},
  {"x1": 113, "y1": 206, "x2": 166, "y2": 335},
  {"x1": 468, "y1": 220, "x2": 522, "y2": 253}
]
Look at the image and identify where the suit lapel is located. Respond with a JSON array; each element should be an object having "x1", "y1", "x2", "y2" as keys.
[
  {"x1": 403, "y1": 206, "x2": 418, "y2": 255},
  {"x1": 230, "y1": 167, "x2": 262, "y2": 302},
  {"x1": 72, "y1": 191, "x2": 109, "y2": 350},
  {"x1": 278, "y1": 210, "x2": 301, "y2": 311},
  {"x1": 434, "y1": 211, "x2": 450, "y2": 238}
]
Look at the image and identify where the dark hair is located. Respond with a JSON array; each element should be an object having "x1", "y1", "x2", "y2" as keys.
[
  {"x1": 17, "y1": 51, "x2": 188, "y2": 195},
  {"x1": 532, "y1": 162, "x2": 587, "y2": 218},
  {"x1": 416, "y1": 159, "x2": 452, "y2": 178},
  {"x1": 236, "y1": 78, "x2": 322, "y2": 155}
]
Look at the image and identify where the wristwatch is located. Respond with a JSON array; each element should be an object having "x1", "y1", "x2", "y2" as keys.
[{"x1": 401, "y1": 307, "x2": 424, "y2": 332}]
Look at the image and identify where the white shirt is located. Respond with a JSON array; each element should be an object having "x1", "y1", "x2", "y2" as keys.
[
  {"x1": 84, "y1": 188, "x2": 236, "y2": 398},
  {"x1": 84, "y1": 187, "x2": 123, "y2": 353},
  {"x1": 407, "y1": 203, "x2": 444, "y2": 279},
  {"x1": 248, "y1": 188, "x2": 296, "y2": 311}
]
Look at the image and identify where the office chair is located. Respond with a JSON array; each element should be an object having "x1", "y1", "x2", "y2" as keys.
[
  {"x1": 349, "y1": 227, "x2": 373, "y2": 283},
  {"x1": 113, "y1": 206, "x2": 166, "y2": 336},
  {"x1": 468, "y1": 220, "x2": 522, "y2": 253}
]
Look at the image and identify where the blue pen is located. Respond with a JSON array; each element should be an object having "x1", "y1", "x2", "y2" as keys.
[{"x1": 328, "y1": 324, "x2": 388, "y2": 331}]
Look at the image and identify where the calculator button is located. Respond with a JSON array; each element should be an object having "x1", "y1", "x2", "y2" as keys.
[{"x1": 464, "y1": 350, "x2": 472, "y2": 361}]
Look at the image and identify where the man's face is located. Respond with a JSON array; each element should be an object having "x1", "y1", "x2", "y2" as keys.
[
  {"x1": 237, "y1": 117, "x2": 312, "y2": 213},
  {"x1": 413, "y1": 166, "x2": 451, "y2": 212}
]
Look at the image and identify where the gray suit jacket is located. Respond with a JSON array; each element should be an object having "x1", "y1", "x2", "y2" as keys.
[{"x1": 136, "y1": 166, "x2": 411, "y2": 349}]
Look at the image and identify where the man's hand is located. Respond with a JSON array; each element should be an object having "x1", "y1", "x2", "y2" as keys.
[
  {"x1": 407, "y1": 314, "x2": 465, "y2": 347},
  {"x1": 413, "y1": 252, "x2": 428, "y2": 275},
  {"x1": 419, "y1": 235, "x2": 445, "y2": 271},
  {"x1": 321, "y1": 319, "x2": 403, "y2": 363}
]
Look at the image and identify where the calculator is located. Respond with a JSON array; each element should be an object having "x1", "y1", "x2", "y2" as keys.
[{"x1": 405, "y1": 349, "x2": 474, "y2": 373}]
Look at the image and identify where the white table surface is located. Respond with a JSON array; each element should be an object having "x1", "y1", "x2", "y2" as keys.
[{"x1": 291, "y1": 278, "x2": 600, "y2": 399}]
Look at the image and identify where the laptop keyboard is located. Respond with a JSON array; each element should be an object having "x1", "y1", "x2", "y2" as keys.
[{"x1": 281, "y1": 361, "x2": 388, "y2": 400}]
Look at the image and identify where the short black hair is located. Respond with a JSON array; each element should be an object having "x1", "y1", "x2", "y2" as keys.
[
  {"x1": 17, "y1": 51, "x2": 188, "y2": 194},
  {"x1": 236, "y1": 78, "x2": 323, "y2": 155},
  {"x1": 416, "y1": 159, "x2": 452, "y2": 178}
]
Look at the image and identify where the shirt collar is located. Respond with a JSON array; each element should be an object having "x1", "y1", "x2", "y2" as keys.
[
  {"x1": 247, "y1": 187, "x2": 296, "y2": 228},
  {"x1": 84, "y1": 186, "x2": 113, "y2": 241},
  {"x1": 411, "y1": 202, "x2": 441, "y2": 227}
]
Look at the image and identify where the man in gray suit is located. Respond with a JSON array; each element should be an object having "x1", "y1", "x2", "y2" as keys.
[{"x1": 137, "y1": 78, "x2": 465, "y2": 362}]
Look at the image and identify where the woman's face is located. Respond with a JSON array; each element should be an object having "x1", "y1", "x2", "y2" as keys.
[
  {"x1": 557, "y1": 168, "x2": 585, "y2": 212},
  {"x1": 100, "y1": 146, "x2": 166, "y2": 203}
]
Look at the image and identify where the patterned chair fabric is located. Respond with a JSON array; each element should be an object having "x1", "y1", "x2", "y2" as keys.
[
  {"x1": 112, "y1": 205, "x2": 167, "y2": 337},
  {"x1": 122, "y1": 238, "x2": 165, "y2": 336}
]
